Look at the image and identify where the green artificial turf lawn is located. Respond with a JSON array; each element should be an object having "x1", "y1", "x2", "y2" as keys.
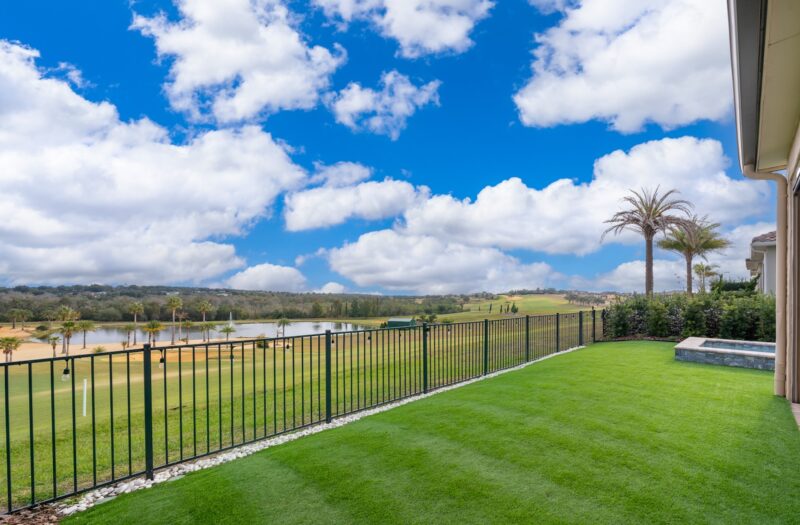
[{"x1": 64, "y1": 341, "x2": 800, "y2": 524}]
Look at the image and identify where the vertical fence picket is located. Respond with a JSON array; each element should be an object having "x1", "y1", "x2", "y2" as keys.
[
  {"x1": 422, "y1": 323, "x2": 429, "y2": 393},
  {"x1": 325, "y1": 331, "x2": 332, "y2": 424},
  {"x1": 555, "y1": 313, "x2": 561, "y2": 352},
  {"x1": 143, "y1": 344, "x2": 154, "y2": 481}
]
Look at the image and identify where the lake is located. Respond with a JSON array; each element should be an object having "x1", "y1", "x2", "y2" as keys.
[{"x1": 43, "y1": 321, "x2": 369, "y2": 346}]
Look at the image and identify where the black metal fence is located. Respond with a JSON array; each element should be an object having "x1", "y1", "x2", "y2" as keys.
[{"x1": 0, "y1": 310, "x2": 604, "y2": 513}]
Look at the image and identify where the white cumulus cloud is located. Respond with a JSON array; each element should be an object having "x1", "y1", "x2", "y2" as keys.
[
  {"x1": 402, "y1": 137, "x2": 768, "y2": 255},
  {"x1": 226, "y1": 263, "x2": 308, "y2": 291},
  {"x1": 0, "y1": 40, "x2": 306, "y2": 285},
  {"x1": 314, "y1": 0, "x2": 493, "y2": 58},
  {"x1": 132, "y1": 0, "x2": 345, "y2": 122},
  {"x1": 514, "y1": 0, "x2": 731, "y2": 132},
  {"x1": 317, "y1": 281, "x2": 347, "y2": 293},
  {"x1": 328, "y1": 230, "x2": 557, "y2": 294},
  {"x1": 309, "y1": 161, "x2": 373, "y2": 187},
  {"x1": 328, "y1": 70, "x2": 440, "y2": 139},
  {"x1": 284, "y1": 178, "x2": 427, "y2": 231}
]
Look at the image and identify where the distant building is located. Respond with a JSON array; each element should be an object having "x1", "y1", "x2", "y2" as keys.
[
  {"x1": 746, "y1": 231, "x2": 776, "y2": 295},
  {"x1": 387, "y1": 317, "x2": 416, "y2": 328}
]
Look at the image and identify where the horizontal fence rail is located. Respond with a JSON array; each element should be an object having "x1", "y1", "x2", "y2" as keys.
[{"x1": 0, "y1": 310, "x2": 604, "y2": 513}]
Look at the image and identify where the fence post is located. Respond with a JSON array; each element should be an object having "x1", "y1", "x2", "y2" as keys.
[
  {"x1": 422, "y1": 323, "x2": 429, "y2": 393},
  {"x1": 592, "y1": 307, "x2": 596, "y2": 343},
  {"x1": 325, "y1": 330, "x2": 332, "y2": 423},
  {"x1": 601, "y1": 309, "x2": 606, "y2": 340},
  {"x1": 525, "y1": 315, "x2": 530, "y2": 362},
  {"x1": 555, "y1": 313, "x2": 560, "y2": 352},
  {"x1": 483, "y1": 319, "x2": 489, "y2": 375},
  {"x1": 143, "y1": 344, "x2": 154, "y2": 481},
  {"x1": 579, "y1": 311, "x2": 584, "y2": 347}
]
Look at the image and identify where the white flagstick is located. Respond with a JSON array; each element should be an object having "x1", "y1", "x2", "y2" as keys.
[{"x1": 82, "y1": 378, "x2": 88, "y2": 417}]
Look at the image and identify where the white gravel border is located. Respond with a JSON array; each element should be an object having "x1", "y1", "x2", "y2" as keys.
[{"x1": 58, "y1": 345, "x2": 585, "y2": 516}]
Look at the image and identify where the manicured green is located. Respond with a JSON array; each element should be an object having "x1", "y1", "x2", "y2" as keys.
[
  {"x1": 65, "y1": 342, "x2": 800, "y2": 524},
  {"x1": 443, "y1": 294, "x2": 585, "y2": 322}
]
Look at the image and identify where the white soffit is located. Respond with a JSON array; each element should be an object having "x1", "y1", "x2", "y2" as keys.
[{"x1": 757, "y1": 0, "x2": 800, "y2": 171}]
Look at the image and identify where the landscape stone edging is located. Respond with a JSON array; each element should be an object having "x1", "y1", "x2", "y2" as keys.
[{"x1": 56, "y1": 345, "x2": 587, "y2": 517}]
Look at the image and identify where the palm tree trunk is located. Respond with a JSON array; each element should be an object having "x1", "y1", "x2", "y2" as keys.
[
  {"x1": 171, "y1": 310, "x2": 176, "y2": 345},
  {"x1": 685, "y1": 254, "x2": 693, "y2": 296},
  {"x1": 133, "y1": 314, "x2": 138, "y2": 345},
  {"x1": 645, "y1": 234, "x2": 654, "y2": 296},
  {"x1": 82, "y1": 331, "x2": 87, "y2": 349}
]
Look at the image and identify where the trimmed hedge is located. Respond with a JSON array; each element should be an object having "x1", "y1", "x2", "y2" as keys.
[{"x1": 604, "y1": 292, "x2": 775, "y2": 342}]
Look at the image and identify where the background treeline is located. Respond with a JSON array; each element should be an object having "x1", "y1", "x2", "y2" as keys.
[
  {"x1": 604, "y1": 287, "x2": 775, "y2": 342},
  {"x1": 564, "y1": 292, "x2": 607, "y2": 306},
  {"x1": 507, "y1": 288, "x2": 562, "y2": 295},
  {"x1": 0, "y1": 285, "x2": 466, "y2": 323}
]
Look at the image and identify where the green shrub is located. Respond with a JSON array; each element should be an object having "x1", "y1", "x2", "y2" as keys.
[
  {"x1": 719, "y1": 295, "x2": 776, "y2": 342},
  {"x1": 606, "y1": 300, "x2": 631, "y2": 338},
  {"x1": 603, "y1": 291, "x2": 774, "y2": 342},
  {"x1": 711, "y1": 277, "x2": 758, "y2": 294},
  {"x1": 645, "y1": 301, "x2": 669, "y2": 337}
]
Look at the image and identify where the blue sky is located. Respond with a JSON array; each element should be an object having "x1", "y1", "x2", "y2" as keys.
[{"x1": 0, "y1": 0, "x2": 775, "y2": 294}]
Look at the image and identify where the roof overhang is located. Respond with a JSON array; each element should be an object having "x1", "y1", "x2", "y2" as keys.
[
  {"x1": 728, "y1": 0, "x2": 800, "y2": 172},
  {"x1": 752, "y1": 240, "x2": 777, "y2": 248}
]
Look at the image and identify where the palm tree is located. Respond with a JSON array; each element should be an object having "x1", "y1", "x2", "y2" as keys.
[
  {"x1": 0, "y1": 337, "x2": 22, "y2": 362},
  {"x1": 56, "y1": 306, "x2": 79, "y2": 355},
  {"x1": 658, "y1": 216, "x2": 730, "y2": 295},
  {"x1": 128, "y1": 302, "x2": 144, "y2": 345},
  {"x1": 197, "y1": 321, "x2": 216, "y2": 342},
  {"x1": 176, "y1": 311, "x2": 189, "y2": 341},
  {"x1": 603, "y1": 187, "x2": 692, "y2": 296},
  {"x1": 75, "y1": 320, "x2": 96, "y2": 349},
  {"x1": 180, "y1": 320, "x2": 193, "y2": 343},
  {"x1": 43, "y1": 309, "x2": 58, "y2": 328},
  {"x1": 47, "y1": 335, "x2": 60, "y2": 358},
  {"x1": 693, "y1": 263, "x2": 719, "y2": 293},
  {"x1": 220, "y1": 325, "x2": 236, "y2": 341},
  {"x1": 277, "y1": 317, "x2": 291, "y2": 338},
  {"x1": 166, "y1": 296, "x2": 183, "y2": 345},
  {"x1": 143, "y1": 320, "x2": 164, "y2": 347},
  {"x1": 198, "y1": 301, "x2": 213, "y2": 341},
  {"x1": 60, "y1": 321, "x2": 76, "y2": 356},
  {"x1": 123, "y1": 323, "x2": 136, "y2": 347},
  {"x1": 6, "y1": 309, "x2": 31, "y2": 330}
]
